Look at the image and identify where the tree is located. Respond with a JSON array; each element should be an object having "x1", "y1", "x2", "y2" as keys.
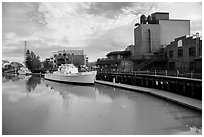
[
  {"x1": 33, "y1": 55, "x2": 41, "y2": 70},
  {"x1": 25, "y1": 50, "x2": 41, "y2": 71},
  {"x1": 25, "y1": 50, "x2": 32, "y2": 70}
]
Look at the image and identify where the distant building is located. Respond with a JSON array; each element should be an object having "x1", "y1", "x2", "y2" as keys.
[
  {"x1": 165, "y1": 33, "x2": 202, "y2": 73},
  {"x1": 86, "y1": 61, "x2": 97, "y2": 70},
  {"x1": 45, "y1": 57, "x2": 51, "y2": 63},
  {"x1": 53, "y1": 50, "x2": 87, "y2": 68},
  {"x1": 134, "y1": 12, "x2": 190, "y2": 59},
  {"x1": 85, "y1": 56, "x2": 89, "y2": 65},
  {"x1": 10, "y1": 62, "x2": 24, "y2": 69},
  {"x1": 96, "y1": 48, "x2": 133, "y2": 72},
  {"x1": 2, "y1": 61, "x2": 23, "y2": 71},
  {"x1": 2, "y1": 60, "x2": 10, "y2": 66}
]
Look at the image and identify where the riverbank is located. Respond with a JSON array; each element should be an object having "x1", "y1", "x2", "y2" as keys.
[{"x1": 95, "y1": 80, "x2": 202, "y2": 112}]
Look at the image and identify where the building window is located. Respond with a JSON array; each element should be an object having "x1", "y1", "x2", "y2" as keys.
[
  {"x1": 169, "y1": 62, "x2": 175, "y2": 70},
  {"x1": 178, "y1": 40, "x2": 182, "y2": 47},
  {"x1": 169, "y1": 50, "x2": 173, "y2": 58},
  {"x1": 189, "y1": 47, "x2": 196, "y2": 56},
  {"x1": 199, "y1": 44, "x2": 201, "y2": 57},
  {"x1": 178, "y1": 48, "x2": 183, "y2": 57},
  {"x1": 72, "y1": 53, "x2": 74, "y2": 55},
  {"x1": 54, "y1": 54, "x2": 56, "y2": 57},
  {"x1": 59, "y1": 53, "x2": 62, "y2": 56},
  {"x1": 189, "y1": 61, "x2": 194, "y2": 71},
  {"x1": 63, "y1": 53, "x2": 66, "y2": 56}
]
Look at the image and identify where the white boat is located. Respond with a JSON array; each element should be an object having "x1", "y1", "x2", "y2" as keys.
[
  {"x1": 18, "y1": 67, "x2": 31, "y2": 75},
  {"x1": 44, "y1": 64, "x2": 97, "y2": 85}
]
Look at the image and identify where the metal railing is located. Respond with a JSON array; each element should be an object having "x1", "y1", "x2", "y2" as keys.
[{"x1": 97, "y1": 70, "x2": 202, "y2": 80}]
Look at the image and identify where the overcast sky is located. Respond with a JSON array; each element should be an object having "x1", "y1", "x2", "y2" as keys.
[{"x1": 2, "y1": 2, "x2": 202, "y2": 63}]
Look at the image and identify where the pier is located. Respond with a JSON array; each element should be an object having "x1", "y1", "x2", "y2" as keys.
[
  {"x1": 96, "y1": 72, "x2": 202, "y2": 109},
  {"x1": 95, "y1": 80, "x2": 202, "y2": 111}
]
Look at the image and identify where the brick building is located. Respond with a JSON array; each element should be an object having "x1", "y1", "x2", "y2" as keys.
[{"x1": 165, "y1": 33, "x2": 202, "y2": 73}]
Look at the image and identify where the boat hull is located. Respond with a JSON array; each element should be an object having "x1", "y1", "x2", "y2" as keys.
[{"x1": 44, "y1": 71, "x2": 97, "y2": 85}]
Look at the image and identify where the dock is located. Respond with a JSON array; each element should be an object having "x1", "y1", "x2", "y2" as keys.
[{"x1": 95, "y1": 80, "x2": 202, "y2": 111}]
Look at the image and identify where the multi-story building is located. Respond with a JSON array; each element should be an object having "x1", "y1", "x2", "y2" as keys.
[
  {"x1": 53, "y1": 50, "x2": 87, "y2": 68},
  {"x1": 97, "y1": 33, "x2": 202, "y2": 73},
  {"x1": 134, "y1": 12, "x2": 190, "y2": 59},
  {"x1": 96, "y1": 47, "x2": 134, "y2": 72},
  {"x1": 165, "y1": 33, "x2": 202, "y2": 73},
  {"x1": 97, "y1": 12, "x2": 201, "y2": 74}
]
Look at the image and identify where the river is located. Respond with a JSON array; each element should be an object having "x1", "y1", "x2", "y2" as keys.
[{"x1": 2, "y1": 74, "x2": 202, "y2": 135}]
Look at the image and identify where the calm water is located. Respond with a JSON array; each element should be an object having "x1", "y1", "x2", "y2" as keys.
[{"x1": 2, "y1": 75, "x2": 202, "y2": 135}]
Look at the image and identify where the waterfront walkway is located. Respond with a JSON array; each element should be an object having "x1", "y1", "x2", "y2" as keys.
[{"x1": 95, "y1": 80, "x2": 202, "y2": 111}]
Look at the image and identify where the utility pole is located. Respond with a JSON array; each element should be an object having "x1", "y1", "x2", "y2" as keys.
[
  {"x1": 196, "y1": 33, "x2": 199, "y2": 58},
  {"x1": 24, "y1": 41, "x2": 27, "y2": 65}
]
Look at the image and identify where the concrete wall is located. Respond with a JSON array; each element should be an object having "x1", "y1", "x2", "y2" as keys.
[
  {"x1": 125, "y1": 45, "x2": 135, "y2": 56},
  {"x1": 151, "y1": 12, "x2": 169, "y2": 20},
  {"x1": 159, "y1": 20, "x2": 190, "y2": 45},
  {"x1": 133, "y1": 20, "x2": 190, "y2": 59},
  {"x1": 134, "y1": 24, "x2": 160, "y2": 58},
  {"x1": 119, "y1": 60, "x2": 134, "y2": 72}
]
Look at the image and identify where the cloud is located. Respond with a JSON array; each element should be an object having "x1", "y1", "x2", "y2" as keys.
[
  {"x1": 34, "y1": 2, "x2": 136, "y2": 47},
  {"x1": 3, "y1": 2, "x2": 137, "y2": 61},
  {"x1": 2, "y1": 2, "x2": 202, "y2": 62},
  {"x1": 84, "y1": 24, "x2": 134, "y2": 61},
  {"x1": 87, "y1": 2, "x2": 132, "y2": 18},
  {"x1": 5, "y1": 32, "x2": 16, "y2": 39},
  {"x1": 2, "y1": 3, "x2": 43, "y2": 37}
]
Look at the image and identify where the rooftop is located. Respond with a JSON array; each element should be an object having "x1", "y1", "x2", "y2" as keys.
[{"x1": 106, "y1": 51, "x2": 131, "y2": 56}]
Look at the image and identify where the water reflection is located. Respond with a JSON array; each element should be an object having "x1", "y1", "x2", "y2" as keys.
[
  {"x1": 26, "y1": 76, "x2": 41, "y2": 93},
  {"x1": 2, "y1": 74, "x2": 33, "y2": 83},
  {"x1": 96, "y1": 84, "x2": 134, "y2": 100},
  {"x1": 165, "y1": 103, "x2": 202, "y2": 133},
  {"x1": 44, "y1": 80, "x2": 124, "y2": 106},
  {"x1": 45, "y1": 80, "x2": 97, "y2": 99},
  {"x1": 176, "y1": 126, "x2": 202, "y2": 134},
  {"x1": 2, "y1": 74, "x2": 20, "y2": 82},
  {"x1": 45, "y1": 80, "x2": 134, "y2": 101},
  {"x1": 2, "y1": 76, "x2": 202, "y2": 135}
]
